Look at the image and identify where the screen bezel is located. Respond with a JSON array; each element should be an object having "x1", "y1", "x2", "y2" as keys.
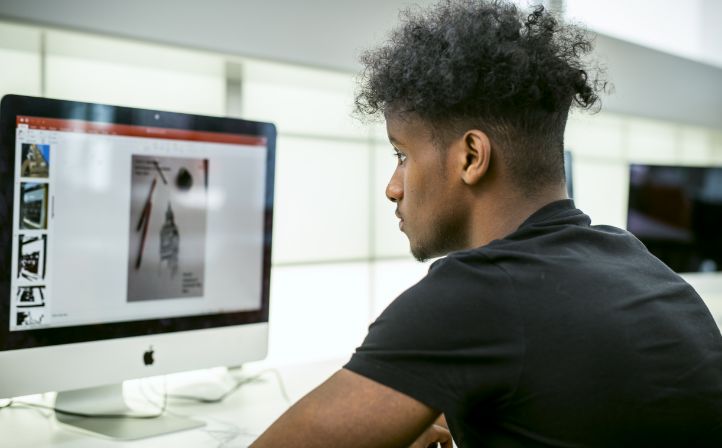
[{"x1": 0, "y1": 94, "x2": 275, "y2": 351}]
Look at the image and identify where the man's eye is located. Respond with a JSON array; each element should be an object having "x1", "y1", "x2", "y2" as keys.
[{"x1": 393, "y1": 151, "x2": 407, "y2": 165}]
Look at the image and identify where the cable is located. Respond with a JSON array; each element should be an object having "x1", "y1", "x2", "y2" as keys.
[
  {"x1": 136, "y1": 379, "x2": 250, "y2": 448},
  {"x1": 202, "y1": 416, "x2": 247, "y2": 448},
  {"x1": 262, "y1": 369, "x2": 291, "y2": 404},
  {"x1": 139, "y1": 374, "x2": 266, "y2": 448},
  {"x1": 167, "y1": 375, "x2": 260, "y2": 404},
  {"x1": 165, "y1": 368, "x2": 291, "y2": 405}
]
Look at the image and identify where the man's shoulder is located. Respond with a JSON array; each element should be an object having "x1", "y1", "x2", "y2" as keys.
[
  {"x1": 403, "y1": 253, "x2": 515, "y2": 305},
  {"x1": 350, "y1": 252, "x2": 526, "y2": 408},
  {"x1": 375, "y1": 253, "x2": 520, "y2": 341}
]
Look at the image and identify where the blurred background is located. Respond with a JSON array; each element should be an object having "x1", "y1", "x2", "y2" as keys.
[{"x1": 0, "y1": 0, "x2": 720, "y2": 366}]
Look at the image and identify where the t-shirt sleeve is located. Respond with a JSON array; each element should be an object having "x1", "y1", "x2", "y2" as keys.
[{"x1": 344, "y1": 254, "x2": 524, "y2": 414}]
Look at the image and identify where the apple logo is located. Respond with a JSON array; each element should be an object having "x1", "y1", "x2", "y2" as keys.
[{"x1": 143, "y1": 346, "x2": 155, "y2": 366}]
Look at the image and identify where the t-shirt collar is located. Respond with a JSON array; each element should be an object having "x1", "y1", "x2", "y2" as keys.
[{"x1": 515, "y1": 199, "x2": 579, "y2": 230}]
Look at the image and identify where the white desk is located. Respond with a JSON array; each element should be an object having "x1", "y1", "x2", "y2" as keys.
[{"x1": 2, "y1": 358, "x2": 344, "y2": 448}]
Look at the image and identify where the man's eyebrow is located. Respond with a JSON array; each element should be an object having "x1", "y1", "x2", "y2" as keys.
[{"x1": 388, "y1": 134, "x2": 402, "y2": 148}]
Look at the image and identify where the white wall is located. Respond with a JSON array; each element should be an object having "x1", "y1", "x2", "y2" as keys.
[
  {"x1": 565, "y1": 0, "x2": 722, "y2": 69},
  {"x1": 0, "y1": 0, "x2": 430, "y2": 73},
  {"x1": 1, "y1": 0, "x2": 721, "y2": 129}
]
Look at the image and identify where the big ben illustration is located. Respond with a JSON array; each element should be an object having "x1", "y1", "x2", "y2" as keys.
[{"x1": 160, "y1": 202, "x2": 179, "y2": 277}]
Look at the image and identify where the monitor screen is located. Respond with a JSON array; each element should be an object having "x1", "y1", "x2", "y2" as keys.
[
  {"x1": 627, "y1": 163, "x2": 722, "y2": 273},
  {"x1": 0, "y1": 95, "x2": 275, "y2": 354}
]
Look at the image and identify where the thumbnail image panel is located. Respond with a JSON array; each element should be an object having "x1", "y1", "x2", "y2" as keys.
[
  {"x1": 19, "y1": 182, "x2": 49, "y2": 230},
  {"x1": 17, "y1": 234, "x2": 47, "y2": 281},
  {"x1": 127, "y1": 155, "x2": 208, "y2": 302},
  {"x1": 16, "y1": 285, "x2": 46, "y2": 308},
  {"x1": 16, "y1": 309, "x2": 46, "y2": 328},
  {"x1": 20, "y1": 143, "x2": 50, "y2": 178}
]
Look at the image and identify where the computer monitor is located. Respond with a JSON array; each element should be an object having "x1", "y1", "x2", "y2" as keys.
[
  {"x1": 0, "y1": 94, "x2": 276, "y2": 439},
  {"x1": 627, "y1": 163, "x2": 722, "y2": 273}
]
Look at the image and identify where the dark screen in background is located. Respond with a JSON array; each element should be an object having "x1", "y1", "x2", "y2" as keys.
[{"x1": 627, "y1": 164, "x2": 722, "y2": 273}]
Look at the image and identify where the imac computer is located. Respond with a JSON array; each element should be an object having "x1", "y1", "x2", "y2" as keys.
[{"x1": 0, "y1": 94, "x2": 276, "y2": 439}]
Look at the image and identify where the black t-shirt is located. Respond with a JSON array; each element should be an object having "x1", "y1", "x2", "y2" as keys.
[{"x1": 345, "y1": 200, "x2": 722, "y2": 447}]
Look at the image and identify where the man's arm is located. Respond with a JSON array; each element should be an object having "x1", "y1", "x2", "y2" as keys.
[
  {"x1": 408, "y1": 415, "x2": 453, "y2": 448},
  {"x1": 251, "y1": 368, "x2": 440, "y2": 448}
]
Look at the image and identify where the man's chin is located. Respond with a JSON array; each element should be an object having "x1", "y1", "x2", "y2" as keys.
[
  {"x1": 409, "y1": 234, "x2": 466, "y2": 262},
  {"x1": 407, "y1": 237, "x2": 426, "y2": 262},
  {"x1": 409, "y1": 242, "x2": 442, "y2": 263}
]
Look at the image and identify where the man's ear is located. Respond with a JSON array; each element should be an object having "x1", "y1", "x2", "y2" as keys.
[{"x1": 459, "y1": 129, "x2": 491, "y2": 185}]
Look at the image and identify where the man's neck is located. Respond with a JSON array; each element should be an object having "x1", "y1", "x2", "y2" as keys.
[{"x1": 468, "y1": 185, "x2": 568, "y2": 248}]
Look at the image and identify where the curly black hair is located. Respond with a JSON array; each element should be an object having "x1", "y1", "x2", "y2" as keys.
[{"x1": 355, "y1": 0, "x2": 606, "y2": 193}]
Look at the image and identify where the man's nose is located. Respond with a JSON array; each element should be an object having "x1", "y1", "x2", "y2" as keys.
[{"x1": 385, "y1": 168, "x2": 403, "y2": 203}]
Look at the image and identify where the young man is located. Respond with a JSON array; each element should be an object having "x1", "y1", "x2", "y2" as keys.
[{"x1": 253, "y1": 1, "x2": 722, "y2": 446}]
